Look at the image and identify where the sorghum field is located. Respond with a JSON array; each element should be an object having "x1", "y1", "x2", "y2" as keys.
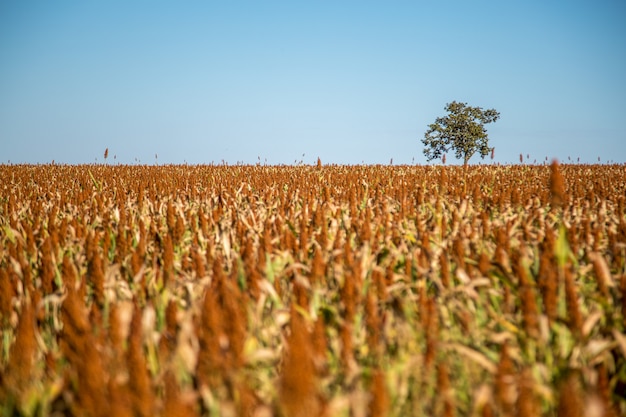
[{"x1": 1, "y1": 162, "x2": 625, "y2": 417}]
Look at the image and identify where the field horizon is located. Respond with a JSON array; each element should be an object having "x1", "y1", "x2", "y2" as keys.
[{"x1": 1, "y1": 163, "x2": 625, "y2": 416}]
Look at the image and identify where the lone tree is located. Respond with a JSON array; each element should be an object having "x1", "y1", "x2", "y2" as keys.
[{"x1": 422, "y1": 101, "x2": 500, "y2": 166}]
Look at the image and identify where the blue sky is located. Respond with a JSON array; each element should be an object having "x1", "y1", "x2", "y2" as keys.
[{"x1": 1, "y1": 1, "x2": 625, "y2": 165}]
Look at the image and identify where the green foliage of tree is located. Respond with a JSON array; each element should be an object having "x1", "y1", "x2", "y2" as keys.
[{"x1": 422, "y1": 101, "x2": 500, "y2": 165}]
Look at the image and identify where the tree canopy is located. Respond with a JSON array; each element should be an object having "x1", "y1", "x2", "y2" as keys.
[{"x1": 422, "y1": 101, "x2": 500, "y2": 165}]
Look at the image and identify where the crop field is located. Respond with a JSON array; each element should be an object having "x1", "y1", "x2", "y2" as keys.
[{"x1": 0, "y1": 162, "x2": 625, "y2": 416}]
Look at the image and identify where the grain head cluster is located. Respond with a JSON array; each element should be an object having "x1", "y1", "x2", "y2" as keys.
[{"x1": 0, "y1": 162, "x2": 625, "y2": 416}]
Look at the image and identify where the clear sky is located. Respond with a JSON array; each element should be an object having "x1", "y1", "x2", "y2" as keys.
[{"x1": 1, "y1": 1, "x2": 625, "y2": 165}]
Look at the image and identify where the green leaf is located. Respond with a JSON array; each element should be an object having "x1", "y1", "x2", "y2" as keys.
[
  {"x1": 2, "y1": 226, "x2": 16, "y2": 244},
  {"x1": 87, "y1": 169, "x2": 101, "y2": 192},
  {"x1": 555, "y1": 225, "x2": 572, "y2": 268}
]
